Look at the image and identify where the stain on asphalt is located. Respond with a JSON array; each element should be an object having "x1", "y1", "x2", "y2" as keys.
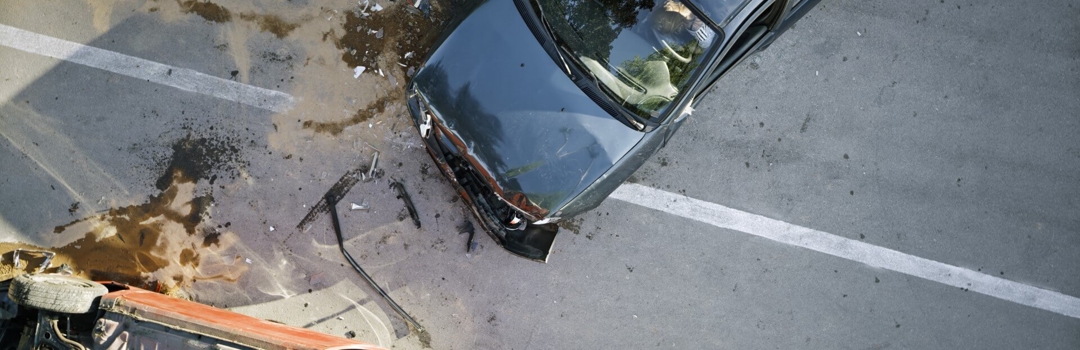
[
  {"x1": 239, "y1": 13, "x2": 302, "y2": 38},
  {"x1": 154, "y1": 136, "x2": 246, "y2": 191},
  {"x1": 559, "y1": 217, "x2": 583, "y2": 235},
  {"x1": 178, "y1": 0, "x2": 232, "y2": 23},
  {"x1": 2, "y1": 134, "x2": 252, "y2": 294},
  {"x1": 178, "y1": 0, "x2": 306, "y2": 38},
  {"x1": 302, "y1": 95, "x2": 393, "y2": 136}
]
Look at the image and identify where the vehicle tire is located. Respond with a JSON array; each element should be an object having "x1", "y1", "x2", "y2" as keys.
[{"x1": 7, "y1": 274, "x2": 108, "y2": 314}]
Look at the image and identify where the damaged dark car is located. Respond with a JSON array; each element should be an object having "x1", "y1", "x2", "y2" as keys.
[{"x1": 407, "y1": 0, "x2": 820, "y2": 261}]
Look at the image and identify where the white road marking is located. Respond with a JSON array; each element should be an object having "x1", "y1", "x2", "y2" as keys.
[
  {"x1": 611, "y1": 183, "x2": 1080, "y2": 319},
  {"x1": 0, "y1": 24, "x2": 294, "y2": 112}
]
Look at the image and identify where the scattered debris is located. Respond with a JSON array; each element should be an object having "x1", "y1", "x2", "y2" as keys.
[
  {"x1": 390, "y1": 181, "x2": 421, "y2": 229},
  {"x1": 353, "y1": 66, "x2": 366, "y2": 78},
  {"x1": 325, "y1": 193, "x2": 425, "y2": 334},
  {"x1": 269, "y1": 226, "x2": 276, "y2": 232},
  {"x1": 11, "y1": 249, "x2": 55, "y2": 273},
  {"x1": 344, "y1": 331, "x2": 357, "y2": 339},
  {"x1": 350, "y1": 200, "x2": 370, "y2": 211},
  {"x1": 296, "y1": 166, "x2": 366, "y2": 231}
]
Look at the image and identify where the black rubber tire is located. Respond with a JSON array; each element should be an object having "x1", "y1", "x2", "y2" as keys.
[{"x1": 7, "y1": 274, "x2": 108, "y2": 314}]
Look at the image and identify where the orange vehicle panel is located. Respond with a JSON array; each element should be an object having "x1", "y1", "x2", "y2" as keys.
[{"x1": 98, "y1": 285, "x2": 383, "y2": 350}]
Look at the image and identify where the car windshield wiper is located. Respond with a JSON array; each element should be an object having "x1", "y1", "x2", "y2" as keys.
[
  {"x1": 530, "y1": 0, "x2": 574, "y2": 79},
  {"x1": 526, "y1": 0, "x2": 647, "y2": 130}
]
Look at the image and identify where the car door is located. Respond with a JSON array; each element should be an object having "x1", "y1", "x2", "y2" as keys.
[{"x1": 690, "y1": 0, "x2": 785, "y2": 108}]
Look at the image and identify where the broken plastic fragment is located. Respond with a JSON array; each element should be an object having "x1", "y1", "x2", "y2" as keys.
[
  {"x1": 354, "y1": 66, "x2": 366, "y2": 78},
  {"x1": 378, "y1": 68, "x2": 384, "y2": 77},
  {"x1": 367, "y1": 152, "x2": 379, "y2": 180},
  {"x1": 404, "y1": 52, "x2": 415, "y2": 59},
  {"x1": 372, "y1": 3, "x2": 383, "y2": 11},
  {"x1": 269, "y1": 226, "x2": 276, "y2": 232},
  {"x1": 351, "y1": 202, "x2": 370, "y2": 211}
]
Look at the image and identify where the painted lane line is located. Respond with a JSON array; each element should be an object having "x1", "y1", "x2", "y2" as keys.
[
  {"x1": 610, "y1": 183, "x2": 1080, "y2": 319},
  {"x1": 0, "y1": 24, "x2": 294, "y2": 113}
]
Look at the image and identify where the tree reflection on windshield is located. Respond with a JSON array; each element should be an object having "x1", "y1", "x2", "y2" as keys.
[{"x1": 538, "y1": 0, "x2": 716, "y2": 119}]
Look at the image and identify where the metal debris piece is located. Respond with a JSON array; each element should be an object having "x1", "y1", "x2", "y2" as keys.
[
  {"x1": 57, "y1": 263, "x2": 74, "y2": 276},
  {"x1": 366, "y1": 152, "x2": 379, "y2": 180},
  {"x1": 297, "y1": 166, "x2": 366, "y2": 231},
  {"x1": 457, "y1": 220, "x2": 476, "y2": 253},
  {"x1": 350, "y1": 200, "x2": 370, "y2": 211},
  {"x1": 325, "y1": 194, "x2": 425, "y2": 333},
  {"x1": 390, "y1": 181, "x2": 421, "y2": 229},
  {"x1": 12, "y1": 249, "x2": 55, "y2": 273}
]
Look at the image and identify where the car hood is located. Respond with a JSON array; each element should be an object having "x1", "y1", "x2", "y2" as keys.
[{"x1": 412, "y1": 0, "x2": 644, "y2": 216}]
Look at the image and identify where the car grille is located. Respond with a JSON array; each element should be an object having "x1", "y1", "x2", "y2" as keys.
[{"x1": 427, "y1": 128, "x2": 517, "y2": 227}]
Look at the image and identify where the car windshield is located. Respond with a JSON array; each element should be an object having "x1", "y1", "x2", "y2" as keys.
[{"x1": 536, "y1": 0, "x2": 719, "y2": 120}]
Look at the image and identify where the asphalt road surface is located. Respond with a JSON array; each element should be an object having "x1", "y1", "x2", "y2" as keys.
[{"x1": 1, "y1": 0, "x2": 1077, "y2": 349}]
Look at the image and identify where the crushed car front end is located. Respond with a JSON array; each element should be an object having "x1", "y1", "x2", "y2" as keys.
[
  {"x1": 407, "y1": 87, "x2": 560, "y2": 262},
  {"x1": 405, "y1": 0, "x2": 649, "y2": 262}
]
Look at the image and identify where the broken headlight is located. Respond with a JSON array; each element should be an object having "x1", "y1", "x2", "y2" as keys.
[{"x1": 414, "y1": 90, "x2": 436, "y2": 139}]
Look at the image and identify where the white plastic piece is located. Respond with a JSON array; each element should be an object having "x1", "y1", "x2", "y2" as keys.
[{"x1": 354, "y1": 66, "x2": 366, "y2": 78}]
